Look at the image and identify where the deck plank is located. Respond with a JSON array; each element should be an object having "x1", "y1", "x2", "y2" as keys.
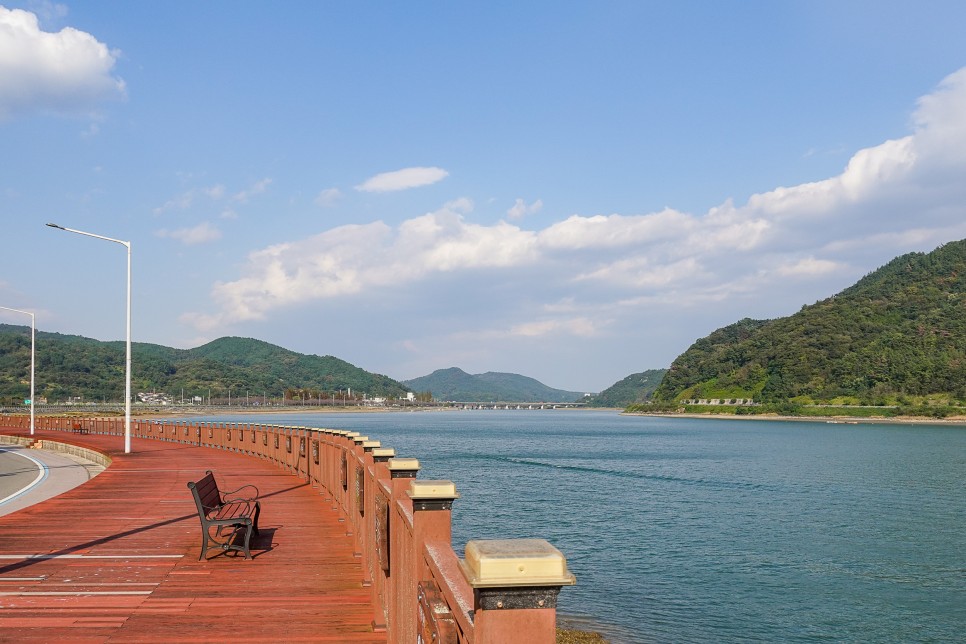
[{"x1": 0, "y1": 427, "x2": 387, "y2": 643}]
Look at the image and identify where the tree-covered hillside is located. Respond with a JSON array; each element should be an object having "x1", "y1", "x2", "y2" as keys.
[
  {"x1": 403, "y1": 367, "x2": 585, "y2": 402},
  {"x1": 654, "y1": 240, "x2": 966, "y2": 404},
  {"x1": 585, "y1": 369, "x2": 667, "y2": 407},
  {"x1": 0, "y1": 329, "x2": 409, "y2": 404}
]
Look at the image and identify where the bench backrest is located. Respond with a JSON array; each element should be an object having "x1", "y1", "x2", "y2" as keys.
[{"x1": 187, "y1": 471, "x2": 222, "y2": 515}]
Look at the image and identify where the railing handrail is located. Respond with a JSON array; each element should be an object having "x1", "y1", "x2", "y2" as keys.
[{"x1": 2, "y1": 414, "x2": 574, "y2": 644}]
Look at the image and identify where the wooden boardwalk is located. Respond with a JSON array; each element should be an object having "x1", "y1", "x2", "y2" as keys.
[{"x1": 0, "y1": 427, "x2": 387, "y2": 643}]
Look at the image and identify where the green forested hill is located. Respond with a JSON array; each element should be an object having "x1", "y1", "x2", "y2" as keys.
[
  {"x1": 403, "y1": 367, "x2": 585, "y2": 402},
  {"x1": 0, "y1": 330, "x2": 409, "y2": 404},
  {"x1": 585, "y1": 369, "x2": 668, "y2": 407},
  {"x1": 654, "y1": 239, "x2": 966, "y2": 404}
]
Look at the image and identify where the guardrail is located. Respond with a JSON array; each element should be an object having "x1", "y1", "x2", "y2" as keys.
[{"x1": 1, "y1": 414, "x2": 576, "y2": 643}]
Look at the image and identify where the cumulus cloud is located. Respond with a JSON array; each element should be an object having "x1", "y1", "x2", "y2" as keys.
[
  {"x1": 575, "y1": 257, "x2": 706, "y2": 288},
  {"x1": 539, "y1": 209, "x2": 693, "y2": 249},
  {"x1": 205, "y1": 184, "x2": 226, "y2": 199},
  {"x1": 771, "y1": 257, "x2": 844, "y2": 278},
  {"x1": 192, "y1": 200, "x2": 540, "y2": 327},
  {"x1": 355, "y1": 166, "x2": 449, "y2": 192},
  {"x1": 0, "y1": 7, "x2": 125, "y2": 120},
  {"x1": 507, "y1": 198, "x2": 543, "y2": 219},
  {"x1": 154, "y1": 187, "x2": 217, "y2": 214},
  {"x1": 186, "y1": 67, "x2": 966, "y2": 354},
  {"x1": 232, "y1": 178, "x2": 272, "y2": 203},
  {"x1": 153, "y1": 191, "x2": 195, "y2": 215},
  {"x1": 155, "y1": 222, "x2": 222, "y2": 245},
  {"x1": 154, "y1": 180, "x2": 266, "y2": 215},
  {"x1": 510, "y1": 317, "x2": 600, "y2": 338},
  {"x1": 314, "y1": 187, "x2": 342, "y2": 207}
]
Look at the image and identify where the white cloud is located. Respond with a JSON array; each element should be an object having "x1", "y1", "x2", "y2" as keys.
[
  {"x1": 154, "y1": 184, "x2": 227, "y2": 214},
  {"x1": 576, "y1": 257, "x2": 706, "y2": 288},
  {"x1": 204, "y1": 184, "x2": 226, "y2": 199},
  {"x1": 509, "y1": 317, "x2": 600, "y2": 338},
  {"x1": 0, "y1": 7, "x2": 125, "y2": 120},
  {"x1": 355, "y1": 166, "x2": 448, "y2": 193},
  {"x1": 771, "y1": 257, "x2": 844, "y2": 278},
  {"x1": 186, "y1": 67, "x2": 966, "y2": 371},
  {"x1": 539, "y1": 209, "x2": 692, "y2": 250},
  {"x1": 507, "y1": 198, "x2": 543, "y2": 219},
  {"x1": 444, "y1": 197, "x2": 473, "y2": 213},
  {"x1": 155, "y1": 181, "x2": 266, "y2": 215},
  {"x1": 913, "y1": 67, "x2": 966, "y2": 156},
  {"x1": 232, "y1": 178, "x2": 272, "y2": 203},
  {"x1": 155, "y1": 222, "x2": 222, "y2": 245},
  {"x1": 153, "y1": 191, "x2": 195, "y2": 215},
  {"x1": 80, "y1": 122, "x2": 99, "y2": 138},
  {"x1": 191, "y1": 201, "x2": 540, "y2": 327},
  {"x1": 314, "y1": 187, "x2": 342, "y2": 207}
]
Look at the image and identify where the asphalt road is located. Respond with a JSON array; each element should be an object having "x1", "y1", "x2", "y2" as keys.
[{"x1": 0, "y1": 445, "x2": 105, "y2": 517}]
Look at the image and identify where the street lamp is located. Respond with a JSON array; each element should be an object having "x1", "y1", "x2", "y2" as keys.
[
  {"x1": 0, "y1": 306, "x2": 35, "y2": 435},
  {"x1": 45, "y1": 223, "x2": 132, "y2": 453}
]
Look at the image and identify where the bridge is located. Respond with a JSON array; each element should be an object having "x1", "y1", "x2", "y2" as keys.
[{"x1": 445, "y1": 402, "x2": 587, "y2": 410}]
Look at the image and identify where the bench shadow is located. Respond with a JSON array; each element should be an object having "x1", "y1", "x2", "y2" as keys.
[
  {"x1": 250, "y1": 526, "x2": 278, "y2": 555},
  {"x1": 210, "y1": 526, "x2": 278, "y2": 560},
  {"x1": 0, "y1": 482, "x2": 310, "y2": 574}
]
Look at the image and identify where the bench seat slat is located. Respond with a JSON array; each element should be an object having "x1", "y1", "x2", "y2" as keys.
[{"x1": 187, "y1": 471, "x2": 261, "y2": 561}]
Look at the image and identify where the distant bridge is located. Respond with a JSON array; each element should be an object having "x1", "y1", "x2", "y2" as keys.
[{"x1": 444, "y1": 401, "x2": 587, "y2": 410}]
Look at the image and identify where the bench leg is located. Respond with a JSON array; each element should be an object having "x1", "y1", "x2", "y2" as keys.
[
  {"x1": 240, "y1": 521, "x2": 253, "y2": 560},
  {"x1": 199, "y1": 527, "x2": 212, "y2": 561},
  {"x1": 252, "y1": 501, "x2": 261, "y2": 536}
]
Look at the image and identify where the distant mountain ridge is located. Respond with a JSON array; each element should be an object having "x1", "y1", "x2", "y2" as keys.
[
  {"x1": 584, "y1": 369, "x2": 667, "y2": 407},
  {"x1": 0, "y1": 330, "x2": 409, "y2": 404},
  {"x1": 654, "y1": 239, "x2": 966, "y2": 404},
  {"x1": 403, "y1": 367, "x2": 585, "y2": 403}
]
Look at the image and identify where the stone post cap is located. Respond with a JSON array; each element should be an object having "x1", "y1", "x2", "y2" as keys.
[
  {"x1": 372, "y1": 447, "x2": 396, "y2": 458},
  {"x1": 362, "y1": 440, "x2": 381, "y2": 450},
  {"x1": 346, "y1": 431, "x2": 361, "y2": 438},
  {"x1": 352, "y1": 435, "x2": 369, "y2": 443},
  {"x1": 407, "y1": 479, "x2": 459, "y2": 511},
  {"x1": 459, "y1": 539, "x2": 576, "y2": 588},
  {"x1": 407, "y1": 480, "x2": 459, "y2": 500},
  {"x1": 387, "y1": 457, "x2": 420, "y2": 471}
]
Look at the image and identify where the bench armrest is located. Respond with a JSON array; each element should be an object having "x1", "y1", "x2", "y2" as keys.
[{"x1": 223, "y1": 483, "x2": 259, "y2": 502}]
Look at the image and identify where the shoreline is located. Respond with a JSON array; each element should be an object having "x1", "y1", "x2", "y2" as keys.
[
  {"x1": 9, "y1": 406, "x2": 966, "y2": 427},
  {"x1": 622, "y1": 411, "x2": 966, "y2": 426}
]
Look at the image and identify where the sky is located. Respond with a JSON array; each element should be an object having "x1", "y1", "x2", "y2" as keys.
[{"x1": 2, "y1": 1, "x2": 966, "y2": 394}]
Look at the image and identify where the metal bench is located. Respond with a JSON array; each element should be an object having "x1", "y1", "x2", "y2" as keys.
[{"x1": 187, "y1": 470, "x2": 261, "y2": 560}]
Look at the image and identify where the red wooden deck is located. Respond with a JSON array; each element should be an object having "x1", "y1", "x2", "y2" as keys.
[{"x1": 0, "y1": 428, "x2": 388, "y2": 643}]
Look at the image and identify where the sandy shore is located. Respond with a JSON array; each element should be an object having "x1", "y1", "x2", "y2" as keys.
[
  {"x1": 14, "y1": 405, "x2": 966, "y2": 427},
  {"x1": 623, "y1": 411, "x2": 966, "y2": 426}
]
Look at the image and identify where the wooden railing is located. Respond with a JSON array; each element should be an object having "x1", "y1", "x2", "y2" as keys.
[{"x1": 2, "y1": 415, "x2": 576, "y2": 644}]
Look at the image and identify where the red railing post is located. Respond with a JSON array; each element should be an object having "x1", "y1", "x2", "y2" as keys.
[
  {"x1": 386, "y1": 458, "x2": 420, "y2": 644},
  {"x1": 0, "y1": 413, "x2": 579, "y2": 644},
  {"x1": 407, "y1": 480, "x2": 467, "y2": 642},
  {"x1": 461, "y1": 539, "x2": 576, "y2": 644}
]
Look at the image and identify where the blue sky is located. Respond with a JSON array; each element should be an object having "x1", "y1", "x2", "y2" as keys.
[{"x1": 3, "y1": 1, "x2": 966, "y2": 393}]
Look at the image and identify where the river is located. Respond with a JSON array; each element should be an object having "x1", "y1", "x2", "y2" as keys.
[{"x1": 189, "y1": 409, "x2": 966, "y2": 643}]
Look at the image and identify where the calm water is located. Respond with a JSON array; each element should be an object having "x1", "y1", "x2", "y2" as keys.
[{"x1": 193, "y1": 410, "x2": 966, "y2": 643}]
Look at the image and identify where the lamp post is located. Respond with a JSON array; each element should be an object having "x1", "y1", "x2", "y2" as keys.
[
  {"x1": 0, "y1": 306, "x2": 34, "y2": 435},
  {"x1": 45, "y1": 223, "x2": 132, "y2": 453}
]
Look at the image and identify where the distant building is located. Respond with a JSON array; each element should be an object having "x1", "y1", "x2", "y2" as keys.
[{"x1": 138, "y1": 392, "x2": 174, "y2": 405}]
